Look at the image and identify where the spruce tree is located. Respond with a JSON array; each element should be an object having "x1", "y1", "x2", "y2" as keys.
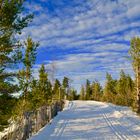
[
  {"x1": 103, "y1": 73, "x2": 117, "y2": 102},
  {"x1": 129, "y1": 37, "x2": 140, "y2": 112},
  {"x1": 116, "y1": 70, "x2": 128, "y2": 105},
  {"x1": 79, "y1": 85, "x2": 85, "y2": 100},
  {"x1": 85, "y1": 79, "x2": 91, "y2": 100},
  {"x1": 115, "y1": 70, "x2": 134, "y2": 106},
  {"x1": 38, "y1": 64, "x2": 48, "y2": 95},
  {"x1": 30, "y1": 64, "x2": 48, "y2": 108},
  {"x1": 68, "y1": 89, "x2": 77, "y2": 100},
  {"x1": 53, "y1": 79, "x2": 61, "y2": 100},
  {"x1": 126, "y1": 74, "x2": 135, "y2": 106},
  {"x1": 62, "y1": 76, "x2": 69, "y2": 98},
  {"x1": 91, "y1": 81, "x2": 102, "y2": 101}
]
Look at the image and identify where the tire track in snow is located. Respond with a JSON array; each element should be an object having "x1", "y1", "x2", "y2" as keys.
[
  {"x1": 103, "y1": 113, "x2": 127, "y2": 140},
  {"x1": 55, "y1": 101, "x2": 76, "y2": 139},
  {"x1": 106, "y1": 105, "x2": 140, "y2": 140},
  {"x1": 54, "y1": 102, "x2": 73, "y2": 138},
  {"x1": 102, "y1": 104, "x2": 139, "y2": 140},
  {"x1": 29, "y1": 101, "x2": 140, "y2": 140},
  {"x1": 110, "y1": 105, "x2": 140, "y2": 134}
]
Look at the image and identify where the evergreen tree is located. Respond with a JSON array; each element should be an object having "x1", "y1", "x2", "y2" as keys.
[
  {"x1": 53, "y1": 79, "x2": 61, "y2": 100},
  {"x1": 68, "y1": 89, "x2": 77, "y2": 100},
  {"x1": 0, "y1": 0, "x2": 33, "y2": 95},
  {"x1": 103, "y1": 73, "x2": 117, "y2": 102},
  {"x1": 17, "y1": 37, "x2": 38, "y2": 113},
  {"x1": 19, "y1": 37, "x2": 39, "y2": 97},
  {"x1": 85, "y1": 79, "x2": 91, "y2": 100},
  {"x1": 115, "y1": 70, "x2": 134, "y2": 106},
  {"x1": 47, "y1": 80, "x2": 53, "y2": 102},
  {"x1": 62, "y1": 77, "x2": 69, "y2": 88},
  {"x1": 38, "y1": 64, "x2": 48, "y2": 96},
  {"x1": 116, "y1": 70, "x2": 127, "y2": 105},
  {"x1": 62, "y1": 76, "x2": 69, "y2": 98},
  {"x1": 79, "y1": 85, "x2": 85, "y2": 100},
  {"x1": 30, "y1": 64, "x2": 48, "y2": 109},
  {"x1": 129, "y1": 37, "x2": 140, "y2": 112},
  {"x1": 91, "y1": 81, "x2": 103, "y2": 101},
  {"x1": 125, "y1": 74, "x2": 135, "y2": 106},
  {"x1": 0, "y1": 0, "x2": 33, "y2": 130}
]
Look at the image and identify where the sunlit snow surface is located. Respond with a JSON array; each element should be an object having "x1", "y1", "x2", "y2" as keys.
[{"x1": 29, "y1": 101, "x2": 140, "y2": 140}]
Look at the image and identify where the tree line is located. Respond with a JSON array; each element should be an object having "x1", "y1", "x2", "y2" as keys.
[
  {"x1": 79, "y1": 37, "x2": 140, "y2": 114},
  {"x1": 1, "y1": 0, "x2": 140, "y2": 132},
  {"x1": 79, "y1": 70, "x2": 135, "y2": 107}
]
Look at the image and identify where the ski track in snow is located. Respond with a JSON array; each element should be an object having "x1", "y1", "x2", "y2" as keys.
[{"x1": 29, "y1": 101, "x2": 140, "y2": 140}]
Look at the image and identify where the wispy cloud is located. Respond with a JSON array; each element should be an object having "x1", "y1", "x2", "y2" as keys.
[{"x1": 20, "y1": 0, "x2": 140, "y2": 91}]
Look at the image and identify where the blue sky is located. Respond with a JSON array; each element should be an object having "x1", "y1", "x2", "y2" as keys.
[{"x1": 21, "y1": 0, "x2": 140, "y2": 92}]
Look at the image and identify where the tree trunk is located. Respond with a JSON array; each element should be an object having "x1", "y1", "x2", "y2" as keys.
[{"x1": 136, "y1": 66, "x2": 140, "y2": 113}]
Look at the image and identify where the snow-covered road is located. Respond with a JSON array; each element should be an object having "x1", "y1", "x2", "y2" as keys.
[{"x1": 29, "y1": 101, "x2": 140, "y2": 140}]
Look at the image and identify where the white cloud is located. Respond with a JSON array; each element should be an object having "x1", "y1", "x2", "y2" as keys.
[{"x1": 21, "y1": 0, "x2": 139, "y2": 91}]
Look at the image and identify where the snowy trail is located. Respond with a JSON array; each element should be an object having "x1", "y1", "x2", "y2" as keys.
[{"x1": 29, "y1": 101, "x2": 140, "y2": 140}]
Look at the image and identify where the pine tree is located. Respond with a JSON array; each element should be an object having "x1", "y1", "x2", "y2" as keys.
[
  {"x1": 126, "y1": 74, "x2": 135, "y2": 106},
  {"x1": 103, "y1": 73, "x2": 117, "y2": 102},
  {"x1": 19, "y1": 37, "x2": 38, "y2": 96},
  {"x1": 129, "y1": 37, "x2": 140, "y2": 112},
  {"x1": 0, "y1": 0, "x2": 33, "y2": 95},
  {"x1": 30, "y1": 64, "x2": 48, "y2": 108},
  {"x1": 53, "y1": 79, "x2": 61, "y2": 100},
  {"x1": 38, "y1": 64, "x2": 48, "y2": 101},
  {"x1": 47, "y1": 81, "x2": 53, "y2": 103},
  {"x1": 38, "y1": 64, "x2": 48, "y2": 95},
  {"x1": 91, "y1": 81, "x2": 103, "y2": 101},
  {"x1": 62, "y1": 77, "x2": 69, "y2": 88},
  {"x1": 114, "y1": 70, "x2": 134, "y2": 106},
  {"x1": 68, "y1": 89, "x2": 77, "y2": 100},
  {"x1": 79, "y1": 85, "x2": 85, "y2": 100},
  {"x1": 62, "y1": 76, "x2": 69, "y2": 98},
  {"x1": 0, "y1": 0, "x2": 33, "y2": 130},
  {"x1": 17, "y1": 37, "x2": 38, "y2": 113},
  {"x1": 116, "y1": 70, "x2": 128, "y2": 105},
  {"x1": 13, "y1": 38, "x2": 38, "y2": 115},
  {"x1": 85, "y1": 79, "x2": 91, "y2": 100}
]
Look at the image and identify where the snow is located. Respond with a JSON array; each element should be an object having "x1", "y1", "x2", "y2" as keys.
[{"x1": 29, "y1": 101, "x2": 140, "y2": 140}]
